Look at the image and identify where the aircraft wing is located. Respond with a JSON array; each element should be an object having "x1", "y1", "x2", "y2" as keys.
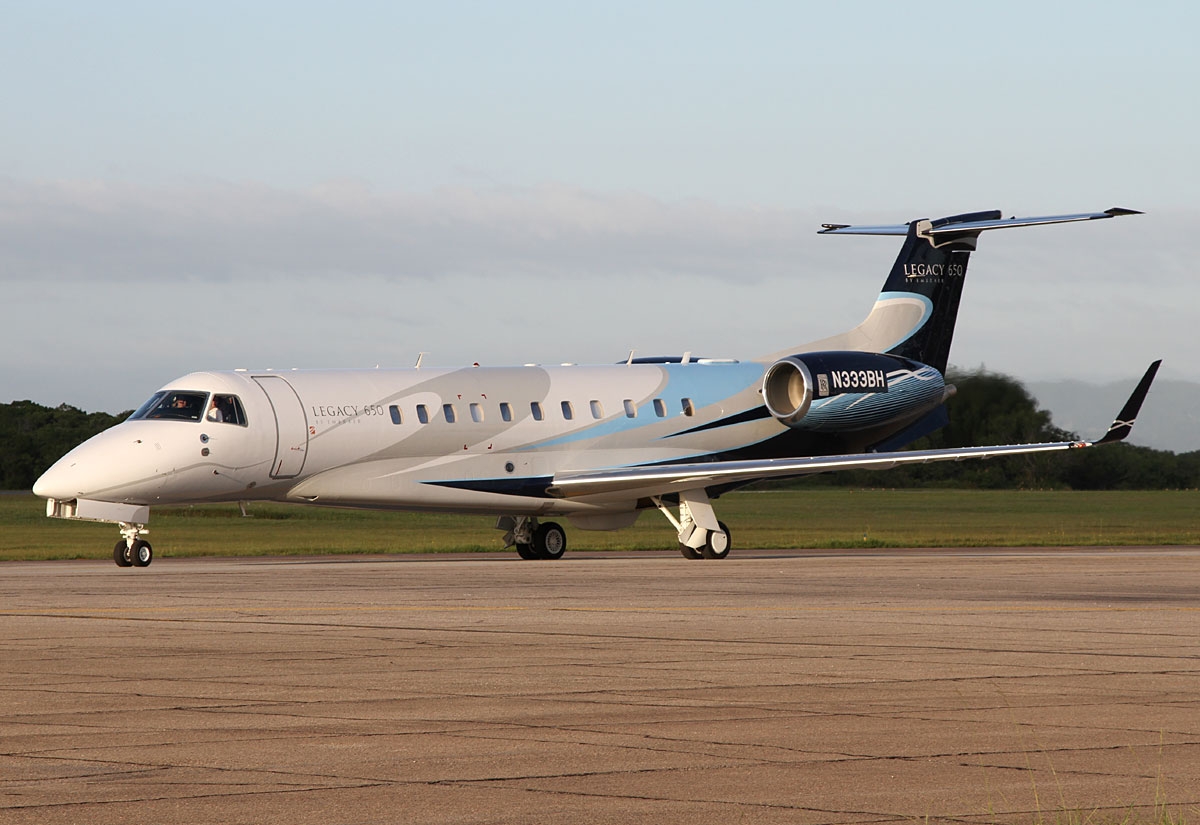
[{"x1": 548, "y1": 360, "x2": 1161, "y2": 500}]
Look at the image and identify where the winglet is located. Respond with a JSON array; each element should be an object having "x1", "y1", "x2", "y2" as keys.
[{"x1": 1094, "y1": 360, "x2": 1162, "y2": 445}]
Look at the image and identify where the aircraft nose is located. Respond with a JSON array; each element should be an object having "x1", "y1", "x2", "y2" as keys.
[
  {"x1": 33, "y1": 466, "x2": 58, "y2": 499},
  {"x1": 34, "y1": 456, "x2": 82, "y2": 500},
  {"x1": 33, "y1": 425, "x2": 147, "y2": 501}
]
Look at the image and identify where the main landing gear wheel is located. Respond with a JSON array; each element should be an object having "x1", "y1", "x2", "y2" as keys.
[
  {"x1": 701, "y1": 522, "x2": 732, "y2": 560},
  {"x1": 533, "y1": 521, "x2": 567, "y2": 560},
  {"x1": 499, "y1": 516, "x2": 567, "y2": 560},
  {"x1": 113, "y1": 540, "x2": 133, "y2": 567},
  {"x1": 654, "y1": 491, "x2": 732, "y2": 561}
]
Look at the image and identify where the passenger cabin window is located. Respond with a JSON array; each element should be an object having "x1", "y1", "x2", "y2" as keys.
[
  {"x1": 623, "y1": 399, "x2": 636, "y2": 418},
  {"x1": 206, "y1": 394, "x2": 248, "y2": 426},
  {"x1": 561, "y1": 401, "x2": 574, "y2": 420},
  {"x1": 531, "y1": 401, "x2": 544, "y2": 421},
  {"x1": 389, "y1": 405, "x2": 402, "y2": 425},
  {"x1": 653, "y1": 398, "x2": 666, "y2": 418},
  {"x1": 589, "y1": 400, "x2": 604, "y2": 419},
  {"x1": 681, "y1": 398, "x2": 695, "y2": 417},
  {"x1": 417, "y1": 404, "x2": 430, "y2": 424},
  {"x1": 443, "y1": 403, "x2": 457, "y2": 423},
  {"x1": 499, "y1": 402, "x2": 513, "y2": 422},
  {"x1": 132, "y1": 390, "x2": 209, "y2": 422},
  {"x1": 470, "y1": 403, "x2": 483, "y2": 423}
]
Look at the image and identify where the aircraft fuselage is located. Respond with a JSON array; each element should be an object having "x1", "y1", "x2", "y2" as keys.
[{"x1": 36, "y1": 360, "x2": 787, "y2": 519}]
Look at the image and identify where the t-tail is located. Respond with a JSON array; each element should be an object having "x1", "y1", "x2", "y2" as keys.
[{"x1": 815, "y1": 207, "x2": 1142, "y2": 371}]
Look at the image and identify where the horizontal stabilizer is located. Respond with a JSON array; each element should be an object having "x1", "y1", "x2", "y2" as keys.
[{"x1": 819, "y1": 207, "x2": 1141, "y2": 236}]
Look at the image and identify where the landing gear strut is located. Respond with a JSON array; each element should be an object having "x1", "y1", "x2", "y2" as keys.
[
  {"x1": 497, "y1": 516, "x2": 567, "y2": 560},
  {"x1": 113, "y1": 522, "x2": 153, "y2": 568},
  {"x1": 653, "y1": 489, "x2": 732, "y2": 560}
]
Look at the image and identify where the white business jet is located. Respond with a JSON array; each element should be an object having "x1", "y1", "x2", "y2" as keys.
[{"x1": 34, "y1": 208, "x2": 1159, "y2": 567}]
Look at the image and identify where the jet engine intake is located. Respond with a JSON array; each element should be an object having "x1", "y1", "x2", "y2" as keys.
[{"x1": 762, "y1": 357, "x2": 816, "y2": 426}]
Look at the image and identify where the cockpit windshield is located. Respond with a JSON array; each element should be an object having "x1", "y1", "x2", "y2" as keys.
[
  {"x1": 127, "y1": 392, "x2": 168, "y2": 420},
  {"x1": 128, "y1": 390, "x2": 209, "y2": 422},
  {"x1": 128, "y1": 390, "x2": 249, "y2": 425}
]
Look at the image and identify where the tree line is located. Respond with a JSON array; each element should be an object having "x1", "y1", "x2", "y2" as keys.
[
  {"x1": 0, "y1": 401, "x2": 131, "y2": 490},
  {"x1": 2, "y1": 369, "x2": 1197, "y2": 491}
]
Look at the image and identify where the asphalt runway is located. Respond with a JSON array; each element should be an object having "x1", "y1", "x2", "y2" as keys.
[{"x1": 2, "y1": 547, "x2": 1198, "y2": 824}]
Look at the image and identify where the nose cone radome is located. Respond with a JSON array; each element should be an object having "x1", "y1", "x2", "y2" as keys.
[
  {"x1": 32, "y1": 424, "x2": 154, "y2": 502},
  {"x1": 33, "y1": 439, "x2": 111, "y2": 500},
  {"x1": 32, "y1": 460, "x2": 73, "y2": 500}
]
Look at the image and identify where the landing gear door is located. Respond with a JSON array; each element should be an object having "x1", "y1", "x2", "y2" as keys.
[{"x1": 253, "y1": 375, "x2": 309, "y2": 478}]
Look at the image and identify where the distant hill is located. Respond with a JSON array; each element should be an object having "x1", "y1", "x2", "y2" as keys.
[{"x1": 1028, "y1": 378, "x2": 1200, "y2": 454}]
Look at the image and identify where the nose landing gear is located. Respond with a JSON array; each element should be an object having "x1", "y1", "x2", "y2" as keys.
[
  {"x1": 113, "y1": 522, "x2": 153, "y2": 568},
  {"x1": 42, "y1": 500, "x2": 155, "y2": 569}
]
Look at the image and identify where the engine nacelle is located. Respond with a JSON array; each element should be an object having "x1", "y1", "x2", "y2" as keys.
[{"x1": 762, "y1": 351, "x2": 946, "y2": 432}]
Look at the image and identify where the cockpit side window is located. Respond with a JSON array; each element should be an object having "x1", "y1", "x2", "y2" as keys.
[
  {"x1": 133, "y1": 390, "x2": 209, "y2": 422},
  {"x1": 206, "y1": 394, "x2": 248, "y2": 426}
]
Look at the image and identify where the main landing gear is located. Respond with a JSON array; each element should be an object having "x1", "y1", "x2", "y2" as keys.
[
  {"x1": 112, "y1": 522, "x2": 153, "y2": 568},
  {"x1": 497, "y1": 516, "x2": 567, "y2": 560},
  {"x1": 653, "y1": 489, "x2": 732, "y2": 560},
  {"x1": 497, "y1": 489, "x2": 733, "y2": 562}
]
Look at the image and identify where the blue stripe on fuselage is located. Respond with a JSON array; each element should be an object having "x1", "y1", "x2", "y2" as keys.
[{"x1": 519, "y1": 361, "x2": 766, "y2": 450}]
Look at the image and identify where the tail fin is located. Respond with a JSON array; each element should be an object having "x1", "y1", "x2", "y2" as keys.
[
  {"x1": 872, "y1": 209, "x2": 994, "y2": 371},
  {"x1": 815, "y1": 208, "x2": 1141, "y2": 372}
]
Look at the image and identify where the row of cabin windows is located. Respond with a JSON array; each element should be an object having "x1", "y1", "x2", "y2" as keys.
[{"x1": 387, "y1": 398, "x2": 696, "y2": 425}]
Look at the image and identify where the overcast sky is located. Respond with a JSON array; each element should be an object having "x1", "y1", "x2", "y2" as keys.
[{"x1": 2, "y1": 1, "x2": 1196, "y2": 416}]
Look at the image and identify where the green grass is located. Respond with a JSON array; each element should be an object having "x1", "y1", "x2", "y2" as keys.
[{"x1": 3, "y1": 488, "x2": 1199, "y2": 561}]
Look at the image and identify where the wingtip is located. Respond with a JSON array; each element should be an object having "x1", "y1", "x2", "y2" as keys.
[{"x1": 1094, "y1": 360, "x2": 1161, "y2": 445}]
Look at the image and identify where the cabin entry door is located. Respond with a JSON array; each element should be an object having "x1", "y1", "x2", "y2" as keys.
[{"x1": 252, "y1": 375, "x2": 309, "y2": 479}]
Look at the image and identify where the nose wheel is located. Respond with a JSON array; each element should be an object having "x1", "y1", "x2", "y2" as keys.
[{"x1": 113, "y1": 523, "x2": 153, "y2": 568}]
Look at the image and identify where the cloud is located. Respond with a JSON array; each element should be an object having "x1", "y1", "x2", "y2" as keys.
[
  {"x1": 5, "y1": 178, "x2": 1191, "y2": 296},
  {"x1": 0, "y1": 177, "x2": 834, "y2": 284},
  {"x1": 4, "y1": 180, "x2": 1198, "y2": 414}
]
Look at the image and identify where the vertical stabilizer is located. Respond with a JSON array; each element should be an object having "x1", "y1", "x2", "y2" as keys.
[{"x1": 876, "y1": 210, "x2": 998, "y2": 371}]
